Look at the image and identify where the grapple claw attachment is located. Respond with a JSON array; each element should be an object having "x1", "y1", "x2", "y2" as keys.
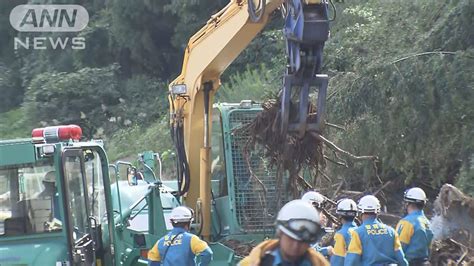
[
  {"x1": 280, "y1": 74, "x2": 328, "y2": 138},
  {"x1": 280, "y1": 0, "x2": 330, "y2": 139}
]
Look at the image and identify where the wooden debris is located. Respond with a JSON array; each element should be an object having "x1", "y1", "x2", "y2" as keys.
[{"x1": 220, "y1": 239, "x2": 256, "y2": 258}]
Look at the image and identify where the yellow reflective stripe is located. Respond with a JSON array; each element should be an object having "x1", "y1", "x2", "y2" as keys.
[
  {"x1": 148, "y1": 241, "x2": 161, "y2": 261},
  {"x1": 190, "y1": 235, "x2": 209, "y2": 254},
  {"x1": 333, "y1": 233, "x2": 346, "y2": 257},
  {"x1": 396, "y1": 220, "x2": 414, "y2": 245},
  {"x1": 304, "y1": 0, "x2": 322, "y2": 4},
  {"x1": 347, "y1": 230, "x2": 362, "y2": 255},
  {"x1": 237, "y1": 258, "x2": 250, "y2": 266}
]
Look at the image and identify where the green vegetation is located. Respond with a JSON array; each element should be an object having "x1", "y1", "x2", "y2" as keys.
[
  {"x1": 0, "y1": 0, "x2": 472, "y2": 195},
  {"x1": 0, "y1": 108, "x2": 30, "y2": 139},
  {"x1": 323, "y1": 0, "x2": 474, "y2": 196},
  {"x1": 105, "y1": 118, "x2": 171, "y2": 162}
]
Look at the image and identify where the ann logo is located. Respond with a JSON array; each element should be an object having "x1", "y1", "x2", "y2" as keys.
[
  {"x1": 19, "y1": 8, "x2": 78, "y2": 29},
  {"x1": 9, "y1": 5, "x2": 89, "y2": 50},
  {"x1": 10, "y1": 5, "x2": 88, "y2": 32}
]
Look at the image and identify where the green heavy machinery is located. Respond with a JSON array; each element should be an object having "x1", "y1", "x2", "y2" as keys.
[
  {"x1": 0, "y1": 102, "x2": 290, "y2": 265},
  {"x1": 0, "y1": 125, "x2": 177, "y2": 265}
]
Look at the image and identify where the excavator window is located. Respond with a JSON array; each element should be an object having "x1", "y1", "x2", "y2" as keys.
[
  {"x1": 63, "y1": 154, "x2": 89, "y2": 241},
  {"x1": 0, "y1": 160, "x2": 60, "y2": 236},
  {"x1": 211, "y1": 109, "x2": 228, "y2": 197},
  {"x1": 83, "y1": 149, "x2": 106, "y2": 222}
]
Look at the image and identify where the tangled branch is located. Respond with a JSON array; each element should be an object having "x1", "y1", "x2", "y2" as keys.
[{"x1": 237, "y1": 99, "x2": 378, "y2": 197}]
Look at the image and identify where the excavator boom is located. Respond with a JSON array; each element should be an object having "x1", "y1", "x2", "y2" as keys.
[{"x1": 169, "y1": 0, "x2": 330, "y2": 240}]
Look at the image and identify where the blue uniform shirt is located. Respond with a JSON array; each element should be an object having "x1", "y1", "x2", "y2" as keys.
[
  {"x1": 148, "y1": 227, "x2": 213, "y2": 266},
  {"x1": 330, "y1": 221, "x2": 357, "y2": 266},
  {"x1": 344, "y1": 218, "x2": 408, "y2": 266},
  {"x1": 396, "y1": 210, "x2": 433, "y2": 261}
]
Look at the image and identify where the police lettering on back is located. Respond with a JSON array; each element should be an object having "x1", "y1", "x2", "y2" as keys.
[
  {"x1": 163, "y1": 234, "x2": 184, "y2": 246},
  {"x1": 147, "y1": 206, "x2": 213, "y2": 266},
  {"x1": 365, "y1": 223, "x2": 388, "y2": 235}
]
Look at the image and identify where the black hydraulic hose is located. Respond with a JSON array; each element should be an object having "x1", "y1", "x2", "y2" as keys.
[
  {"x1": 171, "y1": 120, "x2": 190, "y2": 196},
  {"x1": 203, "y1": 82, "x2": 212, "y2": 147},
  {"x1": 179, "y1": 126, "x2": 191, "y2": 195},
  {"x1": 197, "y1": 201, "x2": 204, "y2": 237},
  {"x1": 328, "y1": 0, "x2": 337, "y2": 22},
  {"x1": 170, "y1": 125, "x2": 179, "y2": 190}
]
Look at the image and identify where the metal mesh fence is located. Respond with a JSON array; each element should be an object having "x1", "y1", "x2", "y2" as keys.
[{"x1": 229, "y1": 110, "x2": 289, "y2": 233}]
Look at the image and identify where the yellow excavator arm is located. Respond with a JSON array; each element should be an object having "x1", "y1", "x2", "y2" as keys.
[{"x1": 169, "y1": 0, "x2": 329, "y2": 240}]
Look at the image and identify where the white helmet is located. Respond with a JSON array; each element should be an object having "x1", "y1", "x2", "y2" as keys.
[
  {"x1": 404, "y1": 187, "x2": 427, "y2": 204},
  {"x1": 276, "y1": 199, "x2": 323, "y2": 243},
  {"x1": 43, "y1": 171, "x2": 56, "y2": 183},
  {"x1": 170, "y1": 206, "x2": 194, "y2": 223},
  {"x1": 301, "y1": 191, "x2": 326, "y2": 208},
  {"x1": 336, "y1": 198, "x2": 357, "y2": 217},
  {"x1": 357, "y1": 195, "x2": 381, "y2": 214}
]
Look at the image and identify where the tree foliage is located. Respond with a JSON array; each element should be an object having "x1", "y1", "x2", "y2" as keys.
[
  {"x1": 24, "y1": 64, "x2": 121, "y2": 137},
  {"x1": 0, "y1": 63, "x2": 22, "y2": 112},
  {"x1": 0, "y1": 0, "x2": 472, "y2": 196},
  {"x1": 323, "y1": 0, "x2": 474, "y2": 196},
  {"x1": 24, "y1": 64, "x2": 168, "y2": 138}
]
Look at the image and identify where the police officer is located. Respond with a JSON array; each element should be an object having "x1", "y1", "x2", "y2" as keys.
[
  {"x1": 302, "y1": 191, "x2": 334, "y2": 258},
  {"x1": 301, "y1": 191, "x2": 326, "y2": 209},
  {"x1": 148, "y1": 206, "x2": 213, "y2": 266},
  {"x1": 396, "y1": 187, "x2": 433, "y2": 265},
  {"x1": 345, "y1": 195, "x2": 408, "y2": 266},
  {"x1": 37, "y1": 171, "x2": 61, "y2": 220},
  {"x1": 37, "y1": 171, "x2": 57, "y2": 198},
  {"x1": 301, "y1": 191, "x2": 328, "y2": 227},
  {"x1": 239, "y1": 199, "x2": 329, "y2": 266},
  {"x1": 322, "y1": 198, "x2": 358, "y2": 266}
]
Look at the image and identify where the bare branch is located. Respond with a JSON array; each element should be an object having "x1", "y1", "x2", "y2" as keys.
[
  {"x1": 296, "y1": 174, "x2": 312, "y2": 191},
  {"x1": 390, "y1": 51, "x2": 457, "y2": 64},
  {"x1": 324, "y1": 155, "x2": 348, "y2": 167},
  {"x1": 310, "y1": 132, "x2": 378, "y2": 161},
  {"x1": 333, "y1": 181, "x2": 344, "y2": 198},
  {"x1": 373, "y1": 181, "x2": 392, "y2": 196},
  {"x1": 318, "y1": 169, "x2": 332, "y2": 182},
  {"x1": 326, "y1": 122, "x2": 346, "y2": 131}
]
